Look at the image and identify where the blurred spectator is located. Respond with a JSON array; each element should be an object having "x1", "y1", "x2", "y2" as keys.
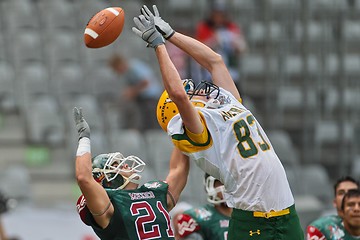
[
  {"x1": 306, "y1": 176, "x2": 359, "y2": 239},
  {"x1": 108, "y1": 54, "x2": 163, "y2": 131},
  {"x1": 175, "y1": 174, "x2": 231, "y2": 240},
  {"x1": 194, "y1": 0, "x2": 247, "y2": 90},
  {"x1": 0, "y1": 191, "x2": 18, "y2": 240}
]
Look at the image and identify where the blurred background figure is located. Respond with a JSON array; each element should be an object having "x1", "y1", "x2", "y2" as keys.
[
  {"x1": 0, "y1": 191, "x2": 18, "y2": 240},
  {"x1": 194, "y1": 0, "x2": 247, "y2": 90},
  {"x1": 108, "y1": 54, "x2": 163, "y2": 132},
  {"x1": 175, "y1": 174, "x2": 231, "y2": 240},
  {"x1": 306, "y1": 176, "x2": 359, "y2": 239}
]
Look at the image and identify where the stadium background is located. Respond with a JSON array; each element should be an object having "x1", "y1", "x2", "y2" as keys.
[{"x1": 0, "y1": 0, "x2": 359, "y2": 238}]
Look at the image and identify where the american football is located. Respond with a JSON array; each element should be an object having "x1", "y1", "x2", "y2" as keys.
[{"x1": 84, "y1": 7, "x2": 125, "y2": 48}]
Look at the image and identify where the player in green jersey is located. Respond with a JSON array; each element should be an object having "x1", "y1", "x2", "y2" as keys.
[
  {"x1": 307, "y1": 176, "x2": 359, "y2": 239},
  {"x1": 340, "y1": 189, "x2": 360, "y2": 239},
  {"x1": 176, "y1": 173, "x2": 231, "y2": 240},
  {"x1": 73, "y1": 107, "x2": 190, "y2": 240}
]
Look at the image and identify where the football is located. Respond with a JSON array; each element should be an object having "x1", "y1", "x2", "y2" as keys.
[{"x1": 84, "y1": 7, "x2": 125, "y2": 48}]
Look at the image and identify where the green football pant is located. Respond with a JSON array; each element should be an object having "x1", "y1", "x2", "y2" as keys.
[{"x1": 228, "y1": 204, "x2": 304, "y2": 240}]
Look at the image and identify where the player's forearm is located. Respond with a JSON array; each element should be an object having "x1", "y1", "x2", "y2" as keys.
[
  {"x1": 168, "y1": 32, "x2": 222, "y2": 72},
  {"x1": 155, "y1": 44, "x2": 185, "y2": 100},
  {"x1": 75, "y1": 152, "x2": 93, "y2": 186},
  {"x1": 166, "y1": 148, "x2": 190, "y2": 205}
]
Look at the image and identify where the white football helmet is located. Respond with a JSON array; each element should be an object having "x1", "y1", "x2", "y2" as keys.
[
  {"x1": 92, "y1": 152, "x2": 145, "y2": 190},
  {"x1": 204, "y1": 173, "x2": 226, "y2": 205}
]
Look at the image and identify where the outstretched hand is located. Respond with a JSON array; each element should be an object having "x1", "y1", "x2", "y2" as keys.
[
  {"x1": 140, "y1": 5, "x2": 175, "y2": 40},
  {"x1": 73, "y1": 107, "x2": 90, "y2": 140},
  {"x1": 132, "y1": 14, "x2": 165, "y2": 49}
]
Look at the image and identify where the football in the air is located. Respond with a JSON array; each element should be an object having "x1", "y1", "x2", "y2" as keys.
[{"x1": 84, "y1": 7, "x2": 125, "y2": 48}]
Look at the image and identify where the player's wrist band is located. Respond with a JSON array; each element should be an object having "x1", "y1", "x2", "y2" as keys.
[{"x1": 76, "y1": 137, "x2": 91, "y2": 156}]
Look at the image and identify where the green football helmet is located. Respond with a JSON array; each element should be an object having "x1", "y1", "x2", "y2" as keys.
[{"x1": 92, "y1": 152, "x2": 145, "y2": 190}]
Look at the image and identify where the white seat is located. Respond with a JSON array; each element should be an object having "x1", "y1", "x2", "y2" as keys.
[
  {"x1": 299, "y1": 164, "x2": 333, "y2": 204},
  {"x1": 0, "y1": 164, "x2": 32, "y2": 203},
  {"x1": 267, "y1": 130, "x2": 300, "y2": 166},
  {"x1": 276, "y1": 86, "x2": 313, "y2": 110},
  {"x1": 8, "y1": 30, "x2": 45, "y2": 69},
  {"x1": 344, "y1": 54, "x2": 360, "y2": 76},
  {"x1": 344, "y1": 88, "x2": 360, "y2": 111},
  {"x1": 37, "y1": 0, "x2": 78, "y2": 30},
  {"x1": 15, "y1": 62, "x2": 50, "y2": 111},
  {"x1": 324, "y1": 54, "x2": 339, "y2": 76},
  {"x1": 1, "y1": 0, "x2": 40, "y2": 33},
  {"x1": 87, "y1": 66, "x2": 121, "y2": 102},
  {"x1": 144, "y1": 129, "x2": 174, "y2": 180},
  {"x1": 108, "y1": 129, "x2": 147, "y2": 161},
  {"x1": 343, "y1": 20, "x2": 360, "y2": 42},
  {"x1": 294, "y1": 21, "x2": 333, "y2": 42},
  {"x1": 51, "y1": 63, "x2": 86, "y2": 102},
  {"x1": 0, "y1": 62, "x2": 17, "y2": 112},
  {"x1": 23, "y1": 95, "x2": 66, "y2": 146},
  {"x1": 43, "y1": 30, "x2": 82, "y2": 72},
  {"x1": 247, "y1": 21, "x2": 283, "y2": 43}
]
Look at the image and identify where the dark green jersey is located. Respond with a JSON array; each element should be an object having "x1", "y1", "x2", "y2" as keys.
[
  {"x1": 78, "y1": 181, "x2": 175, "y2": 240},
  {"x1": 177, "y1": 204, "x2": 230, "y2": 240},
  {"x1": 307, "y1": 215, "x2": 360, "y2": 240}
]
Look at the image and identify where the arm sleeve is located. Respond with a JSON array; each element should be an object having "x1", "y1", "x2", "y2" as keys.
[
  {"x1": 306, "y1": 225, "x2": 325, "y2": 240},
  {"x1": 177, "y1": 213, "x2": 201, "y2": 238}
]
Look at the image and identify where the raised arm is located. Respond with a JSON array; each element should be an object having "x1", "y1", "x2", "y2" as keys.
[
  {"x1": 165, "y1": 147, "x2": 190, "y2": 211},
  {"x1": 167, "y1": 32, "x2": 240, "y2": 100},
  {"x1": 73, "y1": 107, "x2": 114, "y2": 228},
  {"x1": 132, "y1": 11, "x2": 204, "y2": 134},
  {"x1": 140, "y1": 5, "x2": 241, "y2": 100}
]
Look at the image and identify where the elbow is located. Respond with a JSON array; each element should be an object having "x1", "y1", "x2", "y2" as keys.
[
  {"x1": 207, "y1": 52, "x2": 225, "y2": 71},
  {"x1": 76, "y1": 173, "x2": 92, "y2": 188},
  {"x1": 168, "y1": 88, "x2": 188, "y2": 104}
]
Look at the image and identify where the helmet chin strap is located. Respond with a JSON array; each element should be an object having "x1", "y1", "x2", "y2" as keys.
[{"x1": 116, "y1": 173, "x2": 142, "y2": 190}]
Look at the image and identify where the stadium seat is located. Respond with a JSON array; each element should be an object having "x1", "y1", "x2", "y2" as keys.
[
  {"x1": 1, "y1": 0, "x2": 40, "y2": 34},
  {"x1": 8, "y1": 29, "x2": 45, "y2": 70},
  {"x1": 37, "y1": 0, "x2": 78, "y2": 31},
  {"x1": 87, "y1": 65, "x2": 121, "y2": 103},
  {"x1": 50, "y1": 63, "x2": 86, "y2": 103},
  {"x1": 0, "y1": 164, "x2": 32, "y2": 204},
  {"x1": 299, "y1": 164, "x2": 333, "y2": 205},
  {"x1": 15, "y1": 61, "x2": 50, "y2": 112},
  {"x1": 247, "y1": 21, "x2": 283, "y2": 44},
  {"x1": 267, "y1": 129, "x2": 300, "y2": 166},
  {"x1": 23, "y1": 95, "x2": 66, "y2": 146},
  {"x1": 108, "y1": 129, "x2": 147, "y2": 162},
  {"x1": 43, "y1": 30, "x2": 82, "y2": 72},
  {"x1": 143, "y1": 129, "x2": 174, "y2": 180},
  {"x1": 0, "y1": 62, "x2": 17, "y2": 113},
  {"x1": 344, "y1": 54, "x2": 360, "y2": 76}
]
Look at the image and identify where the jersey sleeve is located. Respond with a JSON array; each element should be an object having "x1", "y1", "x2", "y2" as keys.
[
  {"x1": 76, "y1": 195, "x2": 91, "y2": 226},
  {"x1": 306, "y1": 225, "x2": 325, "y2": 240},
  {"x1": 177, "y1": 213, "x2": 201, "y2": 238}
]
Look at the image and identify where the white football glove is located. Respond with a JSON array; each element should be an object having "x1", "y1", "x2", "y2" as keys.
[
  {"x1": 132, "y1": 14, "x2": 165, "y2": 49},
  {"x1": 141, "y1": 5, "x2": 175, "y2": 40}
]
